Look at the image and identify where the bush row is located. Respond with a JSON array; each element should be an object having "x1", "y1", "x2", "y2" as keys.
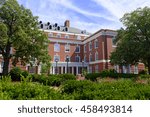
[
  {"x1": 61, "y1": 79, "x2": 150, "y2": 100},
  {"x1": 85, "y1": 69, "x2": 150, "y2": 81},
  {"x1": 1, "y1": 76, "x2": 150, "y2": 100},
  {"x1": 9, "y1": 67, "x2": 76, "y2": 87}
]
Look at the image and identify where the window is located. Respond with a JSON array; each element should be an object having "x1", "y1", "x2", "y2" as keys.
[
  {"x1": 65, "y1": 44, "x2": 70, "y2": 52},
  {"x1": 134, "y1": 65, "x2": 138, "y2": 74},
  {"x1": 95, "y1": 65, "x2": 99, "y2": 73},
  {"x1": 48, "y1": 33, "x2": 53, "y2": 37},
  {"x1": 54, "y1": 55, "x2": 60, "y2": 62},
  {"x1": 89, "y1": 53, "x2": 92, "y2": 62},
  {"x1": 75, "y1": 56, "x2": 80, "y2": 62},
  {"x1": 89, "y1": 42, "x2": 92, "y2": 51},
  {"x1": 56, "y1": 33, "x2": 61, "y2": 38},
  {"x1": 84, "y1": 44, "x2": 86, "y2": 53},
  {"x1": 84, "y1": 55, "x2": 86, "y2": 62},
  {"x1": 75, "y1": 45, "x2": 80, "y2": 53},
  {"x1": 65, "y1": 35, "x2": 69, "y2": 39},
  {"x1": 89, "y1": 66, "x2": 92, "y2": 73},
  {"x1": 94, "y1": 39, "x2": 98, "y2": 48},
  {"x1": 77, "y1": 35, "x2": 81, "y2": 40},
  {"x1": 54, "y1": 43, "x2": 60, "y2": 52},
  {"x1": 95, "y1": 52, "x2": 98, "y2": 61}
]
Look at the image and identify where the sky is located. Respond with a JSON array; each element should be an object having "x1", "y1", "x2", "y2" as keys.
[{"x1": 17, "y1": 0, "x2": 150, "y2": 33}]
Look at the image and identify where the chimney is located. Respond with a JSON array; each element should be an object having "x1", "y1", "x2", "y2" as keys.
[{"x1": 64, "y1": 20, "x2": 70, "y2": 27}]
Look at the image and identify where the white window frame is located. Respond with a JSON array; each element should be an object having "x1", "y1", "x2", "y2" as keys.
[
  {"x1": 89, "y1": 42, "x2": 92, "y2": 51},
  {"x1": 95, "y1": 51, "x2": 98, "y2": 61},
  {"x1": 75, "y1": 45, "x2": 80, "y2": 53},
  {"x1": 75, "y1": 55, "x2": 80, "y2": 62},
  {"x1": 94, "y1": 39, "x2": 98, "y2": 48},
  {"x1": 89, "y1": 53, "x2": 92, "y2": 62},
  {"x1": 54, "y1": 43, "x2": 60, "y2": 52},
  {"x1": 65, "y1": 44, "x2": 70, "y2": 53}
]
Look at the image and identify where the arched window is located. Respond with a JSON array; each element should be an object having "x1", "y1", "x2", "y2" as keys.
[
  {"x1": 54, "y1": 43, "x2": 60, "y2": 52},
  {"x1": 95, "y1": 51, "x2": 98, "y2": 61}
]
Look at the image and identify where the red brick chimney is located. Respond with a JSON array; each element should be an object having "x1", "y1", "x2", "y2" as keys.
[{"x1": 64, "y1": 20, "x2": 70, "y2": 27}]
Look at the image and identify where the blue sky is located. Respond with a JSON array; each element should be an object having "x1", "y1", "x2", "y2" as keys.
[{"x1": 17, "y1": 0, "x2": 150, "y2": 33}]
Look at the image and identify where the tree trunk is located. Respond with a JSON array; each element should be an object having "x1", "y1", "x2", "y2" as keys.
[{"x1": 2, "y1": 57, "x2": 10, "y2": 75}]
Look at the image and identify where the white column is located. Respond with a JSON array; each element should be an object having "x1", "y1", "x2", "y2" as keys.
[
  {"x1": 72, "y1": 67, "x2": 74, "y2": 74},
  {"x1": 76, "y1": 66, "x2": 79, "y2": 75},
  {"x1": 37, "y1": 65, "x2": 41, "y2": 74},
  {"x1": 53, "y1": 66, "x2": 55, "y2": 74},
  {"x1": 50, "y1": 67, "x2": 52, "y2": 74},
  {"x1": 61, "y1": 66, "x2": 63, "y2": 74}
]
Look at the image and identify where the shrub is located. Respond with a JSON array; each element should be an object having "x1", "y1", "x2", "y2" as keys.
[
  {"x1": 139, "y1": 70, "x2": 148, "y2": 74},
  {"x1": 21, "y1": 70, "x2": 29, "y2": 78},
  {"x1": 85, "y1": 73, "x2": 101, "y2": 81},
  {"x1": 47, "y1": 75, "x2": 62, "y2": 86},
  {"x1": 57, "y1": 74, "x2": 76, "y2": 81},
  {"x1": 61, "y1": 80, "x2": 94, "y2": 94},
  {"x1": 9, "y1": 67, "x2": 22, "y2": 81}
]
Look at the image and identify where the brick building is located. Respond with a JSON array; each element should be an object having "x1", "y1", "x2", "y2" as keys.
[{"x1": 0, "y1": 20, "x2": 145, "y2": 74}]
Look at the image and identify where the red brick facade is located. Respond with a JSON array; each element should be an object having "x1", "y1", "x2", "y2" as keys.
[{"x1": 0, "y1": 21, "x2": 145, "y2": 74}]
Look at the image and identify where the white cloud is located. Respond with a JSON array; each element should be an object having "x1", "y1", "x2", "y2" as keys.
[
  {"x1": 92, "y1": 0, "x2": 150, "y2": 19},
  {"x1": 47, "y1": 0, "x2": 117, "y2": 22}
]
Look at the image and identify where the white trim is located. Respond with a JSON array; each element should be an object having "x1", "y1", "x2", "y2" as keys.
[
  {"x1": 51, "y1": 62, "x2": 88, "y2": 67},
  {"x1": 89, "y1": 42, "x2": 92, "y2": 51},
  {"x1": 49, "y1": 38, "x2": 83, "y2": 45},
  {"x1": 94, "y1": 39, "x2": 98, "y2": 48},
  {"x1": 65, "y1": 44, "x2": 70, "y2": 53},
  {"x1": 40, "y1": 29, "x2": 90, "y2": 37},
  {"x1": 89, "y1": 60, "x2": 110, "y2": 64},
  {"x1": 83, "y1": 30, "x2": 117, "y2": 44}
]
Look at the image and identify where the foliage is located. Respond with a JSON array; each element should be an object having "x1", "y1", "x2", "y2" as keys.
[
  {"x1": 1, "y1": 76, "x2": 150, "y2": 99},
  {"x1": 9, "y1": 67, "x2": 22, "y2": 81},
  {"x1": 139, "y1": 70, "x2": 148, "y2": 75},
  {"x1": 0, "y1": 0, "x2": 50, "y2": 75},
  {"x1": 85, "y1": 69, "x2": 138, "y2": 81},
  {"x1": 110, "y1": 7, "x2": 150, "y2": 74}
]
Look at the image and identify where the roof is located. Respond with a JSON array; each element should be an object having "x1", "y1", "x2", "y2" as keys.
[{"x1": 38, "y1": 21, "x2": 91, "y2": 35}]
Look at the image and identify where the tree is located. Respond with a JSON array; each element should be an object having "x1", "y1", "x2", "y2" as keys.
[
  {"x1": 110, "y1": 7, "x2": 150, "y2": 74},
  {"x1": 0, "y1": 0, "x2": 50, "y2": 75}
]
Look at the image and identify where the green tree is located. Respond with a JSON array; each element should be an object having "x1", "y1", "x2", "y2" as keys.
[
  {"x1": 0, "y1": 0, "x2": 50, "y2": 75},
  {"x1": 110, "y1": 7, "x2": 150, "y2": 74}
]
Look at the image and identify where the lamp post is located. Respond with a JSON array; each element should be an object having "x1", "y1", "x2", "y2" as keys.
[
  {"x1": 55, "y1": 58, "x2": 59, "y2": 74},
  {"x1": 66, "y1": 55, "x2": 69, "y2": 73}
]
